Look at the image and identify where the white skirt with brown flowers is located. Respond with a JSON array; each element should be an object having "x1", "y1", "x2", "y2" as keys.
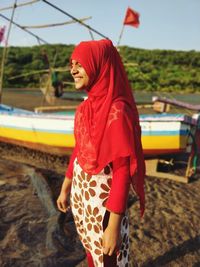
[{"x1": 70, "y1": 158, "x2": 129, "y2": 267}]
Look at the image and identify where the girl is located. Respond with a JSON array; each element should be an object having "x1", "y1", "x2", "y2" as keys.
[{"x1": 57, "y1": 39, "x2": 145, "y2": 267}]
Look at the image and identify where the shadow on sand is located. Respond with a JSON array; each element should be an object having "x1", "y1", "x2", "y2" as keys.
[{"x1": 142, "y1": 235, "x2": 200, "y2": 267}]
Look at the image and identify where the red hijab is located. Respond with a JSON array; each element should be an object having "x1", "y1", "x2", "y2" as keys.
[{"x1": 71, "y1": 39, "x2": 145, "y2": 215}]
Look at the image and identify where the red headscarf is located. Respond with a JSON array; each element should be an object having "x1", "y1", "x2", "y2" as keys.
[{"x1": 71, "y1": 39, "x2": 145, "y2": 215}]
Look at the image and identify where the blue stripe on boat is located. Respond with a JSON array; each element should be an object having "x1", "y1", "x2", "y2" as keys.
[{"x1": 142, "y1": 130, "x2": 189, "y2": 136}]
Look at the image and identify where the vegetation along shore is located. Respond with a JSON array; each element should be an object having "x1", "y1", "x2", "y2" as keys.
[{"x1": 0, "y1": 44, "x2": 200, "y2": 93}]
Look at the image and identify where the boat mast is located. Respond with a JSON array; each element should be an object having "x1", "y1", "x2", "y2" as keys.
[{"x1": 0, "y1": 0, "x2": 18, "y2": 103}]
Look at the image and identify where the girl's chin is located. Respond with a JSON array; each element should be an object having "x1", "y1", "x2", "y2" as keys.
[
  {"x1": 74, "y1": 84, "x2": 87, "y2": 90},
  {"x1": 75, "y1": 86, "x2": 85, "y2": 91}
]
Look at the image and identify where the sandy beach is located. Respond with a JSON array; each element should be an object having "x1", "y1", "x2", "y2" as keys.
[{"x1": 0, "y1": 91, "x2": 200, "y2": 266}]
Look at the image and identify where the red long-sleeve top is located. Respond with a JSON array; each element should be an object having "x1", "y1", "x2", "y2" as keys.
[{"x1": 65, "y1": 147, "x2": 130, "y2": 214}]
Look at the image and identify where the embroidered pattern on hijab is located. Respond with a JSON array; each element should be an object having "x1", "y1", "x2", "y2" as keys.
[{"x1": 71, "y1": 39, "x2": 145, "y2": 215}]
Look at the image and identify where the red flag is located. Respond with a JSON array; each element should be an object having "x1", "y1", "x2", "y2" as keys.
[
  {"x1": 0, "y1": 26, "x2": 6, "y2": 43},
  {"x1": 123, "y1": 7, "x2": 140, "y2": 28}
]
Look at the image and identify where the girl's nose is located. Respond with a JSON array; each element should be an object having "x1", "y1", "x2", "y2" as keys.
[{"x1": 71, "y1": 65, "x2": 78, "y2": 75}]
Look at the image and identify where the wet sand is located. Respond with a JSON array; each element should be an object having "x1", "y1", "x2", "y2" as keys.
[
  {"x1": 1, "y1": 89, "x2": 81, "y2": 111},
  {"x1": 1, "y1": 91, "x2": 200, "y2": 266}
]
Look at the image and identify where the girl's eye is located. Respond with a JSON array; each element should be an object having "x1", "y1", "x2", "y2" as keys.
[
  {"x1": 70, "y1": 62, "x2": 82, "y2": 70},
  {"x1": 71, "y1": 63, "x2": 80, "y2": 67}
]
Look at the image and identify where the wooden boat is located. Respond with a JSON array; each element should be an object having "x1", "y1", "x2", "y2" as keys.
[
  {"x1": 1, "y1": 101, "x2": 200, "y2": 182},
  {"x1": 140, "y1": 113, "x2": 198, "y2": 156},
  {"x1": 0, "y1": 104, "x2": 75, "y2": 155},
  {"x1": 1, "y1": 103, "x2": 199, "y2": 157}
]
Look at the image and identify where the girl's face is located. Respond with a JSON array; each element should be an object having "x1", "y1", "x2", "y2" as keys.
[{"x1": 70, "y1": 60, "x2": 89, "y2": 90}]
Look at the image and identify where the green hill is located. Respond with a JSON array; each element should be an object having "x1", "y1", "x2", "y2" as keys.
[{"x1": 0, "y1": 44, "x2": 200, "y2": 93}]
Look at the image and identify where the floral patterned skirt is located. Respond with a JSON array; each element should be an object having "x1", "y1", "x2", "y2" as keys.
[{"x1": 70, "y1": 158, "x2": 129, "y2": 267}]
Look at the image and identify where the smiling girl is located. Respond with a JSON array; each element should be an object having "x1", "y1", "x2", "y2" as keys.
[{"x1": 57, "y1": 39, "x2": 145, "y2": 267}]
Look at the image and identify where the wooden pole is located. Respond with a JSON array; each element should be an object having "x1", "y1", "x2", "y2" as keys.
[
  {"x1": 117, "y1": 24, "x2": 125, "y2": 47},
  {"x1": 0, "y1": 0, "x2": 39, "y2": 12},
  {"x1": 21, "y1": 17, "x2": 92, "y2": 29},
  {"x1": 0, "y1": 0, "x2": 18, "y2": 103}
]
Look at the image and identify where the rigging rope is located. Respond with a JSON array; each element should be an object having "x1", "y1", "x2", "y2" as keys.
[
  {"x1": 0, "y1": 13, "x2": 48, "y2": 44},
  {"x1": 88, "y1": 29, "x2": 94, "y2": 40},
  {"x1": 41, "y1": 0, "x2": 109, "y2": 40}
]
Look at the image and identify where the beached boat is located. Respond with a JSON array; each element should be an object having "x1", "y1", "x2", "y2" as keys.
[
  {"x1": 140, "y1": 113, "x2": 198, "y2": 156},
  {"x1": 0, "y1": 104, "x2": 199, "y2": 157},
  {"x1": 0, "y1": 104, "x2": 75, "y2": 155}
]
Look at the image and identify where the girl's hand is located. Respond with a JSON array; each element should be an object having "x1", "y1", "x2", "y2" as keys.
[
  {"x1": 102, "y1": 225, "x2": 121, "y2": 256},
  {"x1": 57, "y1": 177, "x2": 72, "y2": 213},
  {"x1": 102, "y1": 211, "x2": 122, "y2": 256},
  {"x1": 57, "y1": 192, "x2": 70, "y2": 213}
]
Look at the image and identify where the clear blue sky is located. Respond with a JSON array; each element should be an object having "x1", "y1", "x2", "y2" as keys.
[{"x1": 0, "y1": 0, "x2": 200, "y2": 51}]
